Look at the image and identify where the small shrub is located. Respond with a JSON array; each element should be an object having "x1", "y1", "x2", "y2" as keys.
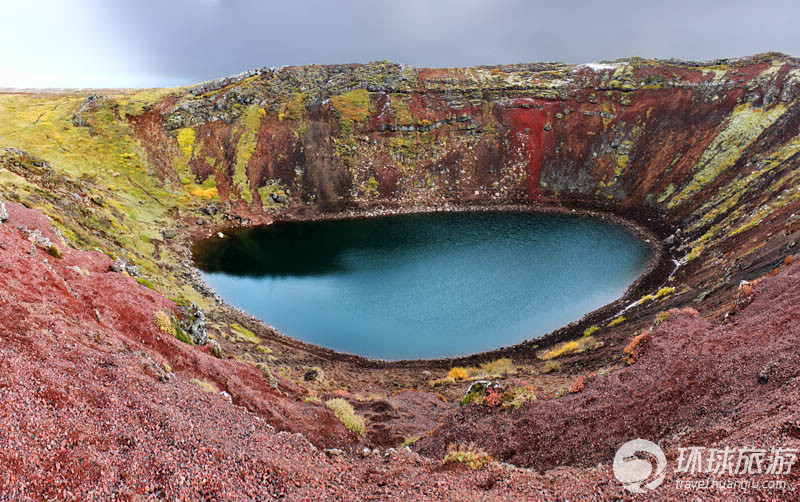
[
  {"x1": 655, "y1": 286, "x2": 676, "y2": 299},
  {"x1": 155, "y1": 311, "x2": 175, "y2": 336},
  {"x1": 504, "y1": 385, "x2": 537, "y2": 409},
  {"x1": 401, "y1": 436, "x2": 420, "y2": 448},
  {"x1": 569, "y1": 375, "x2": 586, "y2": 394},
  {"x1": 654, "y1": 311, "x2": 670, "y2": 326},
  {"x1": 635, "y1": 294, "x2": 656, "y2": 305},
  {"x1": 448, "y1": 367, "x2": 468, "y2": 381},
  {"x1": 624, "y1": 331, "x2": 649, "y2": 364},
  {"x1": 461, "y1": 382, "x2": 489, "y2": 406},
  {"x1": 442, "y1": 442, "x2": 492, "y2": 470},
  {"x1": 429, "y1": 376, "x2": 456, "y2": 387},
  {"x1": 540, "y1": 341, "x2": 579, "y2": 360},
  {"x1": 48, "y1": 245, "x2": 63, "y2": 258},
  {"x1": 136, "y1": 277, "x2": 156, "y2": 290},
  {"x1": 540, "y1": 336, "x2": 601, "y2": 360},
  {"x1": 190, "y1": 186, "x2": 218, "y2": 198},
  {"x1": 325, "y1": 398, "x2": 365, "y2": 436},
  {"x1": 608, "y1": 316, "x2": 626, "y2": 327},
  {"x1": 485, "y1": 387, "x2": 502, "y2": 407},
  {"x1": 541, "y1": 360, "x2": 561, "y2": 373},
  {"x1": 583, "y1": 325, "x2": 600, "y2": 336},
  {"x1": 480, "y1": 358, "x2": 516, "y2": 376}
]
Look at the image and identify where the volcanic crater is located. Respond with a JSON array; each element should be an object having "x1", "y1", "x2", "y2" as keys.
[{"x1": 0, "y1": 53, "x2": 799, "y2": 499}]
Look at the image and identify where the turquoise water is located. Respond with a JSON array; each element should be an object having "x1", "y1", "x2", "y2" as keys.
[{"x1": 193, "y1": 212, "x2": 650, "y2": 360}]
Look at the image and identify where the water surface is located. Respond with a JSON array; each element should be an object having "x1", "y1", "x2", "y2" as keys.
[{"x1": 194, "y1": 211, "x2": 650, "y2": 359}]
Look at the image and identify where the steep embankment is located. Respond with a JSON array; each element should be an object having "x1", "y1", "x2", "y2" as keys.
[{"x1": 0, "y1": 54, "x2": 799, "y2": 499}]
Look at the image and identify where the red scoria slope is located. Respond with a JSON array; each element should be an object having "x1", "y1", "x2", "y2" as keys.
[{"x1": 1, "y1": 201, "x2": 798, "y2": 500}]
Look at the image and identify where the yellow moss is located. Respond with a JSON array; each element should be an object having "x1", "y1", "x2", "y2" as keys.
[
  {"x1": 330, "y1": 89, "x2": 370, "y2": 134},
  {"x1": 687, "y1": 134, "x2": 800, "y2": 240},
  {"x1": 230, "y1": 322, "x2": 261, "y2": 344},
  {"x1": 232, "y1": 105, "x2": 263, "y2": 203},
  {"x1": 189, "y1": 186, "x2": 218, "y2": 198},
  {"x1": 608, "y1": 316, "x2": 626, "y2": 327},
  {"x1": 655, "y1": 286, "x2": 675, "y2": 298},
  {"x1": 668, "y1": 103, "x2": 787, "y2": 208},
  {"x1": 176, "y1": 127, "x2": 196, "y2": 161},
  {"x1": 540, "y1": 341, "x2": 580, "y2": 360},
  {"x1": 325, "y1": 398, "x2": 365, "y2": 436},
  {"x1": 583, "y1": 325, "x2": 600, "y2": 336},
  {"x1": 0, "y1": 91, "x2": 209, "y2": 307}
]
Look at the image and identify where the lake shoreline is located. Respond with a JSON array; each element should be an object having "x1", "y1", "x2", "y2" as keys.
[{"x1": 189, "y1": 199, "x2": 673, "y2": 367}]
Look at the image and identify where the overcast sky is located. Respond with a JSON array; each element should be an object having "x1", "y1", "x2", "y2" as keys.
[{"x1": 1, "y1": 0, "x2": 798, "y2": 88}]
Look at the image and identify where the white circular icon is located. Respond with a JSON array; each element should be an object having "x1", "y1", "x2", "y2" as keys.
[{"x1": 613, "y1": 439, "x2": 667, "y2": 493}]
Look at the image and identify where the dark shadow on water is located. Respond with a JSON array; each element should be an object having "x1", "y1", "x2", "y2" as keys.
[{"x1": 193, "y1": 212, "x2": 530, "y2": 278}]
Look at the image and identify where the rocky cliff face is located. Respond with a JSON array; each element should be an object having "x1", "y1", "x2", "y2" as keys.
[
  {"x1": 148, "y1": 55, "x2": 800, "y2": 228},
  {"x1": 133, "y1": 53, "x2": 799, "y2": 307}
]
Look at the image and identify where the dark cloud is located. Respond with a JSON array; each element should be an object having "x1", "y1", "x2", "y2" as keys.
[{"x1": 3, "y1": 0, "x2": 800, "y2": 87}]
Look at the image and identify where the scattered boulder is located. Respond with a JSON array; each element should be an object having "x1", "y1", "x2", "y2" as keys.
[
  {"x1": 0, "y1": 201, "x2": 8, "y2": 223},
  {"x1": 177, "y1": 301, "x2": 208, "y2": 345},
  {"x1": 304, "y1": 367, "x2": 324, "y2": 382},
  {"x1": 72, "y1": 94, "x2": 107, "y2": 128},
  {"x1": 162, "y1": 229, "x2": 178, "y2": 240},
  {"x1": 110, "y1": 259, "x2": 127, "y2": 273},
  {"x1": 22, "y1": 228, "x2": 54, "y2": 252},
  {"x1": 664, "y1": 234, "x2": 676, "y2": 246},
  {"x1": 270, "y1": 192, "x2": 288, "y2": 204},
  {"x1": 109, "y1": 259, "x2": 140, "y2": 276},
  {"x1": 200, "y1": 202, "x2": 220, "y2": 216}
]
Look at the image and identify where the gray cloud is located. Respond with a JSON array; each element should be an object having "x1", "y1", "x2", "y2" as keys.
[{"x1": 2, "y1": 0, "x2": 799, "y2": 88}]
